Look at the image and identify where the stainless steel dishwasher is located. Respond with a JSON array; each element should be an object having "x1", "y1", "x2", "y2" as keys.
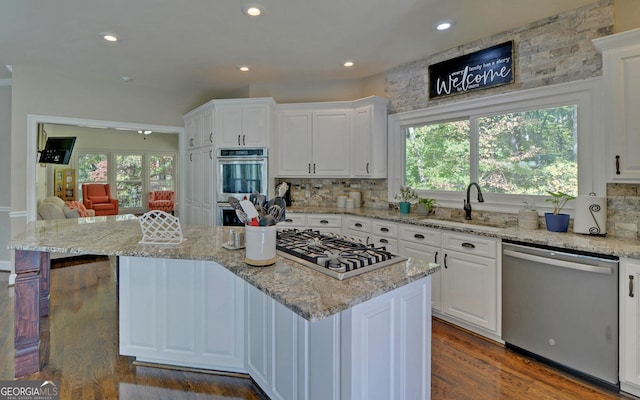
[{"x1": 502, "y1": 241, "x2": 619, "y2": 390}]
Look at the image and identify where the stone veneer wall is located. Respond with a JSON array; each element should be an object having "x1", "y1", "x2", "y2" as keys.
[
  {"x1": 385, "y1": 0, "x2": 614, "y2": 113},
  {"x1": 607, "y1": 183, "x2": 640, "y2": 239}
]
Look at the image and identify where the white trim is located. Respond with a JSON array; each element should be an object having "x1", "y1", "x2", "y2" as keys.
[
  {"x1": 26, "y1": 115, "x2": 184, "y2": 222},
  {"x1": 0, "y1": 79, "x2": 11, "y2": 86},
  {"x1": 9, "y1": 210, "x2": 27, "y2": 219},
  {"x1": 388, "y1": 78, "x2": 604, "y2": 216},
  {"x1": 0, "y1": 206, "x2": 10, "y2": 213},
  {"x1": 0, "y1": 260, "x2": 10, "y2": 273}
]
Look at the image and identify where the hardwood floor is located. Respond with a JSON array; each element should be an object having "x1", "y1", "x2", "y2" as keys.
[{"x1": 0, "y1": 259, "x2": 634, "y2": 399}]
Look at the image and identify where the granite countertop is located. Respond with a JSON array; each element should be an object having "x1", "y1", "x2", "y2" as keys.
[
  {"x1": 287, "y1": 206, "x2": 640, "y2": 259},
  {"x1": 8, "y1": 215, "x2": 438, "y2": 321}
]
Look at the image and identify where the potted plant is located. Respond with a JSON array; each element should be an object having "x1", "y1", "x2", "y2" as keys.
[
  {"x1": 544, "y1": 191, "x2": 576, "y2": 232},
  {"x1": 394, "y1": 186, "x2": 418, "y2": 214},
  {"x1": 416, "y1": 197, "x2": 437, "y2": 216}
]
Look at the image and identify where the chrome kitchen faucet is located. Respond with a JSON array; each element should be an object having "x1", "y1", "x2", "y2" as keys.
[{"x1": 464, "y1": 182, "x2": 484, "y2": 220}]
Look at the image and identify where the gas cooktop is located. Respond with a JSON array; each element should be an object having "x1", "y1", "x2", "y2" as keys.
[{"x1": 276, "y1": 229, "x2": 407, "y2": 280}]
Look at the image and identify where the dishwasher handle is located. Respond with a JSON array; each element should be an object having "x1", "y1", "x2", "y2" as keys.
[{"x1": 503, "y1": 249, "x2": 614, "y2": 275}]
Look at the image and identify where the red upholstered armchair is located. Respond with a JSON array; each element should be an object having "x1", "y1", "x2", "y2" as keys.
[
  {"x1": 82, "y1": 183, "x2": 119, "y2": 216},
  {"x1": 148, "y1": 191, "x2": 175, "y2": 214}
]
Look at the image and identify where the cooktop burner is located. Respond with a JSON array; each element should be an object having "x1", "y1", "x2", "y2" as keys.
[{"x1": 276, "y1": 229, "x2": 407, "y2": 280}]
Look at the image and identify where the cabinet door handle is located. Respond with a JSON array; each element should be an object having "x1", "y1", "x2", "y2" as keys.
[
  {"x1": 355, "y1": 223, "x2": 363, "y2": 228},
  {"x1": 366, "y1": 162, "x2": 370, "y2": 174},
  {"x1": 209, "y1": 132, "x2": 213, "y2": 143},
  {"x1": 320, "y1": 219, "x2": 329, "y2": 224},
  {"x1": 414, "y1": 233, "x2": 425, "y2": 239},
  {"x1": 434, "y1": 251, "x2": 438, "y2": 264},
  {"x1": 379, "y1": 238, "x2": 389, "y2": 244},
  {"x1": 630, "y1": 275, "x2": 635, "y2": 298},
  {"x1": 189, "y1": 138, "x2": 194, "y2": 147},
  {"x1": 243, "y1": 135, "x2": 246, "y2": 145},
  {"x1": 461, "y1": 242, "x2": 476, "y2": 249},
  {"x1": 209, "y1": 149, "x2": 212, "y2": 160},
  {"x1": 381, "y1": 227, "x2": 389, "y2": 232},
  {"x1": 190, "y1": 153, "x2": 193, "y2": 162},
  {"x1": 237, "y1": 135, "x2": 241, "y2": 146},
  {"x1": 616, "y1": 155, "x2": 621, "y2": 175},
  {"x1": 313, "y1": 163, "x2": 316, "y2": 174},
  {"x1": 308, "y1": 163, "x2": 311, "y2": 174},
  {"x1": 285, "y1": 218, "x2": 293, "y2": 223},
  {"x1": 444, "y1": 253, "x2": 448, "y2": 268}
]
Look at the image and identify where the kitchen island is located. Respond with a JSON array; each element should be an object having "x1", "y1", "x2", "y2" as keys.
[{"x1": 9, "y1": 215, "x2": 438, "y2": 400}]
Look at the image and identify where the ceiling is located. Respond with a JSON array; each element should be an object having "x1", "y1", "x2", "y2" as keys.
[{"x1": 0, "y1": 0, "x2": 598, "y2": 99}]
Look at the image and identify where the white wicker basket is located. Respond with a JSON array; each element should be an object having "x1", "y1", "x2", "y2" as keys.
[{"x1": 138, "y1": 210, "x2": 184, "y2": 245}]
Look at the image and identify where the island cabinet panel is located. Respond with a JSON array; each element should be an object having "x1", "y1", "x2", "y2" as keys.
[
  {"x1": 246, "y1": 276, "x2": 431, "y2": 400},
  {"x1": 119, "y1": 257, "x2": 245, "y2": 372}
]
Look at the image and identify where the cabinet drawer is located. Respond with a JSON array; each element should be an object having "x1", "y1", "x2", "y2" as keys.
[
  {"x1": 372, "y1": 221, "x2": 398, "y2": 238},
  {"x1": 372, "y1": 236, "x2": 398, "y2": 254},
  {"x1": 442, "y1": 232, "x2": 497, "y2": 258},
  {"x1": 307, "y1": 214, "x2": 342, "y2": 228},
  {"x1": 342, "y1": 216, "x2": 372, "y2": 233},
  {"x1": 279, "y1": 213, "x2": 305, "y2": 228},
  {"x1": 399, "y1": 225, "x2": 441, "y2": 247}
]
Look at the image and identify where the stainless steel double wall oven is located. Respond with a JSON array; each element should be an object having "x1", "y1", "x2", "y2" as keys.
[{"x1": 216, "y1": 148, "x2": 268, "y2": 226}]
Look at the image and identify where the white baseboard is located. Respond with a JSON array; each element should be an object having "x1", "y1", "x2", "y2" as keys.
[{"x1": 8, "y1": 273, "x2": 16, "y2": 286}]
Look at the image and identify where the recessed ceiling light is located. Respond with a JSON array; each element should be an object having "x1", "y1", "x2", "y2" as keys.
[
  {"x1": 243, "y1": 3, "x2": 264, "y2": 17},
  {"x1": 138, "y1": 130, "x2": 152, "y2": 135},
  {"x1": 343, "y1": 60, "x2": 355, "y2": 68},
  {"x1": 121, "y1": 76, "x2": 132, "y2": 82},
  {"x1": 100, "y1": 32, "x2": 119, "y2": 42},
  {"x1": 436, "y1": 21, "x2": 453, "y2": 31},
  {"x1": 238, "y1": 65, "x2": 251, "y2": 72}
]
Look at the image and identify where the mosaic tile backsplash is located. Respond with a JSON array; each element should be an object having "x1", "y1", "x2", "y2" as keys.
[{"x1": 276, "y1": 179, "x2": 640, "y2": 239}]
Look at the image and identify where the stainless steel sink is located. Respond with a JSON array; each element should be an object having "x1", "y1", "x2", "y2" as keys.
[{"x1": 419, "y1": 218, "x2": 504, "y2": 233}]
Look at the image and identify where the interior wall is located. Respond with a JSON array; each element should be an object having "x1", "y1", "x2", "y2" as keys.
[
  {"x1": 10, "y1": 65, "x2": 188, "y2": 244},
  {"x1": 0, "y1": 84, "x2": 11, "y2": 268},
  {"x1": 37, "y1": 124, "x2": 179, "y2": 205},
  {"x1": 247, "y1": 79, "x2": 364, "y2": 103},
  {"x1": 614, "y1": 0, "x2": 640, "y2": 32}
]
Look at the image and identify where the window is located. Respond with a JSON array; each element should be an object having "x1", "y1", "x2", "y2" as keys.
[
  {"x1": 116, "y1": 154, "x2": 143, "y2": 210},
  {"x1": 389, "y1": 79, "x2": 603, "y2": 213},
  {"x1": 149, "y1": 155, "x2": 175, "y2": 191},
  {"x1": 77, "y1": 153, "x2": 108, "y2": 201}
]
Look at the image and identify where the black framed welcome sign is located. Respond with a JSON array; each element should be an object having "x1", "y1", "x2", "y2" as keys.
[{"x1": 428, "y1": 41, "x2": 514, "y2": 99}]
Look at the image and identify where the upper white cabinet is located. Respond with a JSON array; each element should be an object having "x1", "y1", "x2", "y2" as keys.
[
  {"x1": 275, "y1": 96, "x2": 389, "y2": 178},
  {"x1": 216, "y1": 98, "x2": 275, "y2": 148},
  {"x1": 351, "y1": 97, "x2": 389, "y2": 178},
  {"x1": 184, "y1": 105, "x2": 214, "y2": 149},
  {"x1": 276, "y1": 106, "x2": 351, "y2": 177},
  {"x1": 594, "y1": 28, "x2": 640, "y2": 181}
]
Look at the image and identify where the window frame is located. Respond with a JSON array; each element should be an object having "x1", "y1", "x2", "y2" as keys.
[{"x1": 388, "y1": 78, "x2": 604, "y2": 215}]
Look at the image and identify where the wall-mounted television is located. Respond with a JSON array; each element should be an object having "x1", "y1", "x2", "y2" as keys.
[{"x1": 38, "y1": 137, "x2": 77, "y2": 164}]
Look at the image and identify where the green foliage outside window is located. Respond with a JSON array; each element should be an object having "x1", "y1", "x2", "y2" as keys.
[{"x1": 404, "y1": 105, "x2": 578, "y2": 197}]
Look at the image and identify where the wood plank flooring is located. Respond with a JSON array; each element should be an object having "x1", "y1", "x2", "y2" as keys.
[{"x1": 0, "y1": 258, "x2": 635, "y2": 399}]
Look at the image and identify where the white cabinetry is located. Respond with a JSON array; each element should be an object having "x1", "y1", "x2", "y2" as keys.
[
  {"x1": 594, "y1": 29, "x2": 640, "y2": 181},
  {"x1": 398, "y1": 225, "x2": 442, "y2": 311},
  {"x1": 342, "y1": 216, "x2": 398, "y2": 253},
  {"x1": 307, "y1": 213, "x2": 342, "y2": 234},
  {"x1": 119, "y1": 257, "x2": 245, "y2": 372},
  {"x1": 440, "y1": 232, "x2": 499, "y2": 335},
  {"x1": 276, "y1": 107, "x2": 351, "y2": 177},
  {"x1": 246, "y1": 275, "x2": 432, "y2": 400},
  {"x1": 351, "y1": 97, "x2": 389, "y2": 178},
  {"x1": 184, "y1": 106, "x2": 214, "y2": 149},
  {"x1": 216, "y1": 99, "x2": 274, "y2": 148},
  {"x1": 620, "y1": 257, "x2": 640, "y2": 396},
  {"x1": 183, "y1": 147, "x2": 215, "y2": 226},
  {"x1": 397, "y1": 224, "x2": 500, "y2": 339}
]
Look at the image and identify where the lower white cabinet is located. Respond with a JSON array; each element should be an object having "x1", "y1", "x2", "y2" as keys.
[
  {"x1": 397, "y1": 225, "x2": 500, "y2": 340},
  {"x1": 246, "y1": 277, "x2": 432, "y2": 400},
  {"x1": 440, "y1": 232, "x2": 499, "y2": 334},
  {"x1": 620, "y1": 258, "x2": 640, "y2": 396},
  {"x1": 306, "y1": 213, "x2": 342, "y2": 234},
  {"x1": 119, "y1": 257, "x2": 245, "y2": 372}
]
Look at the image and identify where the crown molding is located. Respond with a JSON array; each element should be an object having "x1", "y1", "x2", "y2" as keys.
[{"x1": 0, "y1": 79, "x2": 12, "y2": 86}]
